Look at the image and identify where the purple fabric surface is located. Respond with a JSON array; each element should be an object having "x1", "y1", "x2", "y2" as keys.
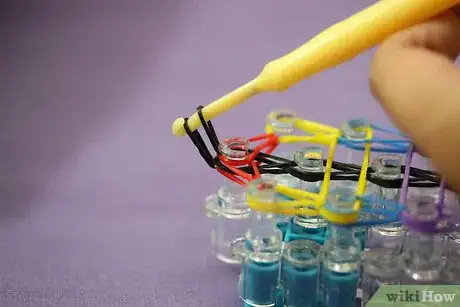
[{"x1": 1, "y1": 1, "x2": 390, "y2": 306}]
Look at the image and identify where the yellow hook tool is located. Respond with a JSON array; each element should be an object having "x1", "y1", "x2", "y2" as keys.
[{"x1": 172, "y1": 0, "x2": 460, "y2": 137}]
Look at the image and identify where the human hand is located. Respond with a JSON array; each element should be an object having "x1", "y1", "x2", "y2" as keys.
[{"x1": 370, "y1": 7, "x2": 460, "y2": 190}]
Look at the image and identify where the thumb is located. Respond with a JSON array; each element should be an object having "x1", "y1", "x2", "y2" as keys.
[{"x1": 370, "y1": 9, "x2": 460, "y2": 190}]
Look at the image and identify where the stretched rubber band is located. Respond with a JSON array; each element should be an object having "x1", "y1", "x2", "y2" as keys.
[{"x1": 183, "y1": 110, "x2": 442, "y2": 226}]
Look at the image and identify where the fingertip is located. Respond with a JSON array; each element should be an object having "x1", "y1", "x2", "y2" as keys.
[{"x1": 370, "y1": 14, "x2": 460, "y2": 190}]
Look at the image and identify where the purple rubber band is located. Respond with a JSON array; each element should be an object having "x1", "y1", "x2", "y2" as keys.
[
  {"x1": 398, "y1": 146, "x2": 455, "y2": 233},
  {"x1": 400, "y1": 150, "x2": 456, "y2": 233},
  {"x1": 436, "y1": 177, "x2": 446, "y2": 217},
  {"x1": 399, "y1": 145, "x2": 414, "y2": 204},
  {"x1": 401, "y1": 211, "x2": 457, "y2": 233}
]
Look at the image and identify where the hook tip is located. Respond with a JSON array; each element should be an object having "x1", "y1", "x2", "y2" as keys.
[{"x1": 172, "y1": 117, "x2": 186, "y2": 137}]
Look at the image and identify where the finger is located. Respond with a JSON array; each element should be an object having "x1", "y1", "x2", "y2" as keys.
[
  {"x1": 454, "y1": 5, "x2": 460, "y2": 18},
  {"x1": 370, "y1": 9, "x2": 460, "y2": 189}
]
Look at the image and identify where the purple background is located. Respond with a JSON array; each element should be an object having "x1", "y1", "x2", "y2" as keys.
[{"x1": 1, "y1": 1, "x2": 391, "y2": 306}]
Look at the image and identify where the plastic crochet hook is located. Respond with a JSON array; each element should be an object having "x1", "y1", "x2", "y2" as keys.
[{"x1": 172, "y1": 0, "x2": 460, "y2": 137}]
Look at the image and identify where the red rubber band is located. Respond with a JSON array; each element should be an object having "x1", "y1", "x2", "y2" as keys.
[
  {"x1": 216, "y1": 168, "x2": 246, "y2": 186},
  {"x1": 251, "y1": 161, "x2": 261, "y2": 179},
  {"x1": 215, "y1": 133, "x2": 279, "y2": 185}
]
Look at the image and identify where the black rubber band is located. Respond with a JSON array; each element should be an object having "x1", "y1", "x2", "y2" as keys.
[
  {"x1": 197, "y1": 106, "x2": 220, "y2": 154},
  {"x1": 234, "y1": 150, "x2": 440, "y2": 188},
  {"x1": 183, "y1": 117, "x2": 215, "y2": 168},
  {"x1": 182, "y1": 111, "x2": 441, "y2": 189}
]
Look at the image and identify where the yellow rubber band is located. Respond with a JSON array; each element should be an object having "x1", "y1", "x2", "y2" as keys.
[
  {"x1": 353, "y1": 128, "x2": 372, "y2": 212},
  {"x1": 249, "y1": 117, "x2": 377, "y2": 225},
  {"x1": 246, "y1": 195, "x2": 319, "y2": 215},
  {"x1": 317, "y1": 137, "x2": 338, "y2": 205},
  {"x1": 294, "y1": 119, "x2": 340, "y2": 135},
  {"x1": 276, "y1": 184, "x2": 318, "y2": 201},
  {"x1": 279, "y1": 135, "x2": 335, "y2": 146},
  {"x1": 318, "y1": 207, "x2": 359, "y2": 225}
]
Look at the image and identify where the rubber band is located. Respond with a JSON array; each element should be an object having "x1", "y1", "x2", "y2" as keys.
[
  {"x1": 244, "y1": 122, "x2": 415, "y2": 225},
  {"x1": 232, "y1": 145, "x2": 438, "y2": 189},
  {"x1": 399, "y1": 147, "x2": 460, "y2": 233},
  {"x1": 216, "y1": 167, "x2": 246, "y2": 186},
  {"x1": 183, "y1": 117, "x2": 215, "y2": 168},
  {"x1": 182, "y1": 108, "x2": 444, "y2": 226},
  {"x1": 197, "y1": 106, "x2": 220, "y2": 153},
  {"x1": 399, "y1": 145, "x2": 414, "y2": 204},
  {"x1": 215, "y1": 133, "x2": 278, "y2": 185},
  {"x1": 293, "y1": 119, "x2": 340, "y2": 135},
  {"x1": 370, "y1": 124, "x2": 407, "y2": 137},
  {"x1": 218, "y1": 134, "x2": 278, "y2": 167},
  {"x1": 267, "y1": 115, "x2": 412, "y2": 155}
]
